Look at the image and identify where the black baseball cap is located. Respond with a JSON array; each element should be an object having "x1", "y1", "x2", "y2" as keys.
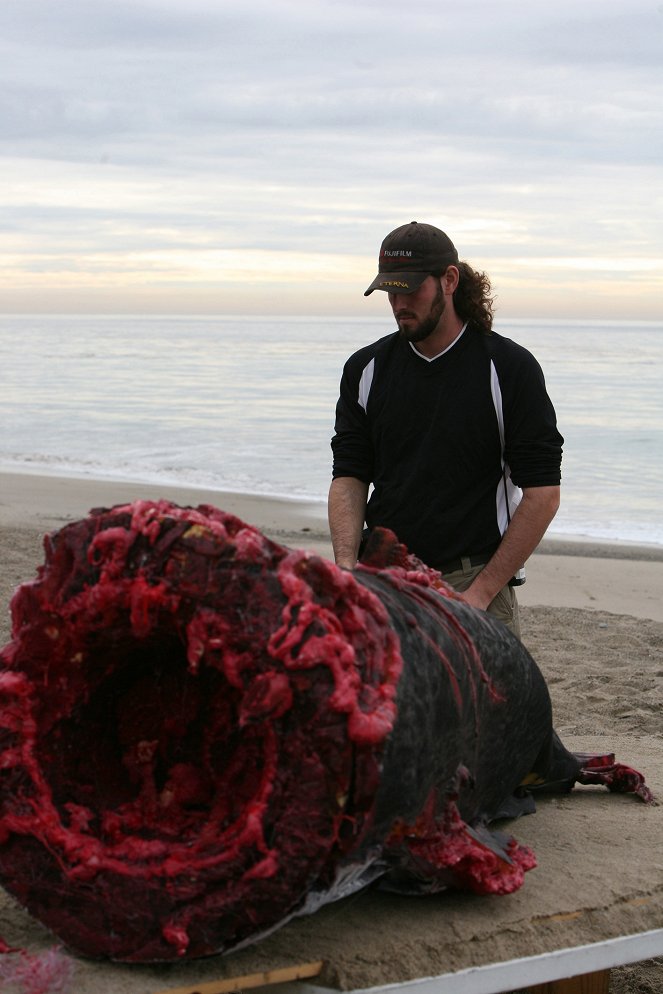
[{"x1": 364, "y1": 221, "x2": 459, "y2": 296}]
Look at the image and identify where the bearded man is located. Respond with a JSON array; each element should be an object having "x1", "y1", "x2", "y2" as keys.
[{"x1": 328, "y1": 221, "x2": 563, "y2": 637}]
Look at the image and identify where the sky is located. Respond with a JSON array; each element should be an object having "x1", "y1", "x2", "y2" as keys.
[{"x1": 1, "y1": 0, "x2": 662, "y2": 319}]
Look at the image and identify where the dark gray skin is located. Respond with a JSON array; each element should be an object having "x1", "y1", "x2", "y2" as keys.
[{"x1": 342, "y1": 528, "x2": 652, "y2": 896}]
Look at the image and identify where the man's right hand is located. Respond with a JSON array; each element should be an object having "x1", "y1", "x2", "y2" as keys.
[{"x1": 327, "y1": 477, "x2": 369, "y2": 569}]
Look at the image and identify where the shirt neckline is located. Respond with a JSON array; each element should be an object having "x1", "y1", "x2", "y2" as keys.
[{"x1": 409, "y1": 322, "x2": 468, "y2": 363}]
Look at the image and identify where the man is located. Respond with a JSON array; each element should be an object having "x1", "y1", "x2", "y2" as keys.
[{"x1": 328, "y1": 221, "x2": 563, "y2": 637}]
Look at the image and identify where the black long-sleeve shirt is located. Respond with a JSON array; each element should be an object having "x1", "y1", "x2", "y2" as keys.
[{"x1": 331, "y1": 324, "x2": 563, "y2": 569}]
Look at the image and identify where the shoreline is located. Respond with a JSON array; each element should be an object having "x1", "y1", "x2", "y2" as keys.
[
  {"x1": 2, "y1": 470, "x2": 663, "y2": 622},
  {"x1": 2, "y1": 468, "x2": 663, "y2": 558}
]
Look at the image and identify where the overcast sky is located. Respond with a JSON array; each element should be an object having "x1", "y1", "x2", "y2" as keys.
[{"x1": 1, "y1": 0, "x2": 662, "y2": 318}]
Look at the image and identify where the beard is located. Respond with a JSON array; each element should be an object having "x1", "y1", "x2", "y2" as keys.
[{"x1": 396, "y1": 282, "x2": 445, "y2": 343}]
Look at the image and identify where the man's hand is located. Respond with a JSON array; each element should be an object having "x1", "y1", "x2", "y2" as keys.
[
  {"x1": 460, "y1": 485, "x2": 561, "y2": 609},
  {"x1": 328, "y1": 477, "x2": 369, "y2": 569}
]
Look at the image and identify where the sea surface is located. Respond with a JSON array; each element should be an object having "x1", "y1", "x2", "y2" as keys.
[{"x1": 1, "y1": 314, "x2": 662, "y2": 547}]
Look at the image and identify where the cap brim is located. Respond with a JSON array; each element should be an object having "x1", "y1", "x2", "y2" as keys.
[{"x1": 363, "y1": 271, "x2": 429, "y2": 296}]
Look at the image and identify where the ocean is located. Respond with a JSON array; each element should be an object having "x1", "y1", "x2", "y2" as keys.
[{"x1": 1, "y1": 314, "x2": 662, "y2": 547}]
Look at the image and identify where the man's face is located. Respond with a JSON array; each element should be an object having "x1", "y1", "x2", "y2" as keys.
[{"x1": 388, "y1": 275, "x2": 445, "y2": 344}]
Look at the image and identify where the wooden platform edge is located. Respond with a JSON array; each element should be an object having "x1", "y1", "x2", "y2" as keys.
[
  {"x1": 152, "y1": 959, "x2": 324, "y2": 994},
  {"x1": 525, "y1": 968, "x2": 610, "y2": 994},
  {"x1": 290, "y1": 928, "x2": 663, "y2": 994}
]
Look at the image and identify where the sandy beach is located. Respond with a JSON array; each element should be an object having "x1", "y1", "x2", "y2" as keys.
[{"x1": 0, "y1": 471, "x2": 662, "y2": 994}]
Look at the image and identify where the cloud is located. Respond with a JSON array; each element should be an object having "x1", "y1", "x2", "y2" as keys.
[{"x1": 0, "y1": 0, "x2": 661, "y2": 316}]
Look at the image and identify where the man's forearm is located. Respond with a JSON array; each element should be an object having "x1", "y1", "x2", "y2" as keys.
[
  {"x1": 328, "y1": 476, "x2": 369, "y2": 569},
  {"x1": 463, "y1": 485, "x2": 561, "y2": 610}
]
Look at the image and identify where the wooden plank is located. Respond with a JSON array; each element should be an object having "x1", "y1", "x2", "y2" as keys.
[
  {"x1": 152, "y1": 960, "x2": 324, "y2": 994},
  {"x1": 525, "y1": 967, "x2": 610, "y2": 994}
]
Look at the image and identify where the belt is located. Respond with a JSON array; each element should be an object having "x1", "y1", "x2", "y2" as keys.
[{"x1": 439, "y1": 554, "x2": 489, "y2": 574}]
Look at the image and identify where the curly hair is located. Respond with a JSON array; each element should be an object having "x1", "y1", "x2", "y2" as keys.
[{"x1": 444, "y1": 262, "x2": 495, "y2": 334}]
